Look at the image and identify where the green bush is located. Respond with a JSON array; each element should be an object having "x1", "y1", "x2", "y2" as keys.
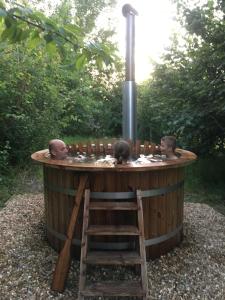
[
  {"x1": 0, "y1": 142, "x2": 11, "y2": 206},
  {"x1": 0, "y1": 141, "x2": 10, "y2": 174},
  {"x1": 0, "y1": 47, "x2": 63, "y2": 163},
  {"x1": 60, "y1": 70, "x2": 123, "y2": 138},
  {"x1": 185, "y1": 156, "x2": 225, "y2": 191}
]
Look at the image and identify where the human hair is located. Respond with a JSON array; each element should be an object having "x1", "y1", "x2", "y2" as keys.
[
  {"x1": 113, "y1": 140, "x2": 130, "y2": 164},
  {"x1": 161, "y1": 136, "x2": 176, "y2": 151}
]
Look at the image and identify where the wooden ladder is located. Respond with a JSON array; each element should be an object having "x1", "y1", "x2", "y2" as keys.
[{"x1": 78, "y1": 189, "x2": 148, "y2": 299}]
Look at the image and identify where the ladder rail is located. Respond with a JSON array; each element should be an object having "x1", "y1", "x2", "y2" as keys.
[
  {"x1": 51, "y1": 174, "x2": 88, "y2": 292},
  {"x1": 78, "y1": 188, "x2": 148, "y2": 299},
  {"x1": 78, "y1": 189, "x2": 90, "y2": 300},
  {"x1": 137, "y1": 189, "x2": 148, "y2": 300}
]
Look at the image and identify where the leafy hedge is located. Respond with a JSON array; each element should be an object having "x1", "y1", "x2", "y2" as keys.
[
  {"x1": 138, "y1": 0, "x2": 225, "y2": 156},
  {"x1": 0, "y1": 47, "x2": 63, "y2": 164},
  {"x1": 0, "y1": 0, "x2": 122, "y2": 165}
]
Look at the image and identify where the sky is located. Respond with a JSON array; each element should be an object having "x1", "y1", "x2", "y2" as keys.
[
  {"x1": 98, "y1": 0, "x2": 179, "y2": 82},
  {"x1": 40, "y1": 0, "x2": 179, "y2": 83}
]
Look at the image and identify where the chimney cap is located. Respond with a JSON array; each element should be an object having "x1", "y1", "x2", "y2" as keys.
[{"x1": 122, "y1": 4, "x2": 138, "y2": 17}]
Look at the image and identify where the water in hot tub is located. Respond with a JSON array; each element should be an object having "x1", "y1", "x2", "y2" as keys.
[{"x1": 65, "y1": 152, "x2": 166, "y2": 166}]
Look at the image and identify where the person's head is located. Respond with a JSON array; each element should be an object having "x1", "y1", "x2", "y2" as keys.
[
  {"x1": 113, "y1": 140, "x2": 130, "y2": 164},
  {"x1": 160, "y1": 136, "x2": 177, "y2": 159},
  {"x1": 49, "y1": 139, "x2": 68, "y2": 160}
]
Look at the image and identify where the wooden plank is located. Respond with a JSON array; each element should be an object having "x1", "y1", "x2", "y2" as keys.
[
  {"x1": 178, "y1": 168, "x2": 184, "y2": 226},
  {"x1": 81, "y1": 281, "x2": 144, "y2": 297},
  {"x1": 45, "y1": 167, "x2": 52, "y2": 244},
  {"x1": 105, "y1": 172, "x2": 116, "y2": 227},
  {"x1": 70, "y1": 172, "x2": 81, "y2": 257},
  {"x1": 99, "y1": 143, "x2": 105, "y2": 157},
  {"x1": 135, "y1": 140, "x2": 141, "y2": 157},
  {"x1": 89, "y1": 201, "x2": 138, "y2": 210},
  {"x1": 82, "y1": 144, "x2": 87, "y2": 155},
  {"x1": 78, "y1": 142, "x2": 83, "y2": 153},
  {"x1": 85, "y1": 251, "x2": 142, "y2": 265},
  {"x1": 149, "y1": 171, "x2": 158, "y2": 247},
  {"x1": 58, "y1": 169, "x2": 64, "y2": 251},
  {"x1": 51, "y1": 174, "x2": 88, "y2": 292},
  {"x1": 78, "y1": 189, "x2": 90, "y2": 299},
  {"x1": 51, "y1": 168, "x2": 58, "y2": 248},
  {"x1": 172, "y1": 169, "x2": 178, "y2": 232},
  {"x1": 137, "y1": 190, "x2": 148, "y2": 299},
  {"x1": 88, "y1": 143, "x2": 92, "y2": 155},
  {"x1": 144, "y1": 141, "x2": 149, "y2": 155},
  {"x1": 168, "y1": 169, "x2": 175, "y2": 234},
  {"x1": 158, "y1": 169, "x2": 167, "y2": 237},
  {"x1": 106, "y1": 143, "x2": 113, "y2": 156},
  {"x1": 86, "y1": 225, "x2": 139, "y2": 235},
  {"x1": 95, "y1": 141, "x2": 100, "y2": 156},
  {"x1": 141, "y1": 170, "x2": 150, "y2": 258}
]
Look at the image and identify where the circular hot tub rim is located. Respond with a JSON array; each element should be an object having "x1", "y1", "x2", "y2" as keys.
[
  {"x1": 31, "y1": 147, "x2": 197, "y2": 172},
  {"x1": 32, "y1": 146, "x2": 196, "y2": 259}
]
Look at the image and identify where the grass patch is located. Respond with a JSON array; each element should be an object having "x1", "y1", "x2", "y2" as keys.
[
  {"x1": 0, "y1": 163, "x2": 43, "y2": 208},
  {"x1": 184, "y1": 157, "x2": 225, "y2": 215},
  {"x1": 185, "y1": 188, "x2": 225, "y2": 216}
]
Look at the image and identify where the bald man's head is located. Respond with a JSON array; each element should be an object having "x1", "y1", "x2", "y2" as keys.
[{"x1": 49, "y1": 139, "x2": 68, "y2": 160}]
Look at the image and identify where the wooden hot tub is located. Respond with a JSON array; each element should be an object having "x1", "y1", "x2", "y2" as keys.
[{"x1": 32, "y1": 143, "x2": 196, "y2": 260}]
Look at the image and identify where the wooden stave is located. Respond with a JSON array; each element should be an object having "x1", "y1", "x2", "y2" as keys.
[{"x1": 44, "y1": 166, "x2": 184, "y2": 260}]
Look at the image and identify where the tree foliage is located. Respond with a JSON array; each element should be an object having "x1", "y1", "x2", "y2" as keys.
[
  {"x1": 0, "y1": 0, "x2": 116, "y2": 69},
  {"x1": 0, "y1": 0, "x2": 123, "y2": 165},
  {"x1": 60, "y1": 68, "x2": 123, "y2": 137},
  {"x1": 138, "y1": 0, "x2": 225, "y2": 156},
  {"x1": 0, "y1": 46, "x2": 63, "y2": 163}
]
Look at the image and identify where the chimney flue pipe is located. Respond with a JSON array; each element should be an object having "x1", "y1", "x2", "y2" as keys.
[{"x1": 122, "y1": 4, "x2": 138, "y2": 142}]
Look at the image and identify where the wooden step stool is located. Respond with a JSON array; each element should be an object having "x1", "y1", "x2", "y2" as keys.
[{"x1": 78, "y1": 189, "x2": 148, "y2": 299}]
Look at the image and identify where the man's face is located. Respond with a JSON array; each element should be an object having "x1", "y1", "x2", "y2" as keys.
[{"x1": 51, "y1": 140, "x2": 68, "y2": 160}]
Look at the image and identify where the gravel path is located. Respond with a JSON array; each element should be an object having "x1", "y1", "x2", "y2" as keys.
[{"x1": 0, "y1": 194, "x2": 225, "y2": 300}]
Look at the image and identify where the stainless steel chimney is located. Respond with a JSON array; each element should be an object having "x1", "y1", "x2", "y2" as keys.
[{"x1": 122, "y1": 4, "x2": 138, "y2": 142}]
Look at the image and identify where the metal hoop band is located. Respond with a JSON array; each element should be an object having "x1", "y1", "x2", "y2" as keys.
[
  {"x1": 45, "y1": 180, "x2": 184, "y2": 199},
  {"x1": 47, "y1": 225, "x2": 182, "y2": 248}
]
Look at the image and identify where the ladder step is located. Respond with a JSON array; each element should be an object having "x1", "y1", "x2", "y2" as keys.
[
  {"x1": 81, "y1": 281, "x2": 145, "y2": 297},
  {"x1": 86, "y1": 225, "x2": 139, "y2": 236},
  {"x1": 85, "y1": 251, "x2": 142, "y2": 265},
  {"x1": 78, "y1": 189, "x2": 148, "y2": 299},
  {"x1": 89, "y1": 201, "x2": 138, "y2": 210}
]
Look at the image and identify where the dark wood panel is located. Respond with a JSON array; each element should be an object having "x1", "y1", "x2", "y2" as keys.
[{"x1": 44, "y1": 166, "x2": 185, "y2": 260}]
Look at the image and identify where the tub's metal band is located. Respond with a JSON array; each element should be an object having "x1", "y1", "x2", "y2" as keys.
[
  {"x1": 45, "y1": 180, "x2": 184, "y2": 199},
  {"x1": 47, "y1": 224, "x2": 182, "y2": 248},
  {"x1": 144, "y1": 224, "x2": 182, "y2": 246},
  {"x1": 46, "y1": 226, "x2": 133, "y2": 249}
]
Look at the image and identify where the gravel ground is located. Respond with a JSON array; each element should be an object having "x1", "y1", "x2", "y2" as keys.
[{"x1": 0, "y1": 194, "x2": 225, "y2": 300}]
